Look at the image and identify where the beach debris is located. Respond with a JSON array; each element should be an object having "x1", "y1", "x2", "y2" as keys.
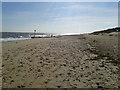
[
  {"x1": 2, "y1": 64, "x2": 4, "y2": 67},
  {"x1": 44, "y1": 81, "x2": 48, "y2": 84},
  {"x1": 57, "y1": 85, "x2": 61, "y2": 88},
  {"x1": 10, "y1": 80, "x2": 14, "y2": 84},
  {"x1": 97, "y1": 85, "x2": 104, "y2": 88},
  {"x1": 38, "y1": 69, "x2": 41, "y2": 72},
  {"x1": 67, "y1": 72, "x2": 71, "y2": 75},
  {"x1": 96, "y1": 83, "x2": 99, "y2": 85},
  {"x1": 17, "y1": 85, "x2": 25, "y2": 88},
  {"x1": 63, "y1": 63, "x2": 67, "y2": 66},
  {"x1": 80, "y1": 74, "x2": 83, "y2": 77}
]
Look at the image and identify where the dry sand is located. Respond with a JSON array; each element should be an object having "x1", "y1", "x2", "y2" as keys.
[
  {"x1": 2, "y1": 35, "x2": 119, "y2": 88},
  {"x1": 0, "y1": 42, "x2": 2, "y2": 89}
]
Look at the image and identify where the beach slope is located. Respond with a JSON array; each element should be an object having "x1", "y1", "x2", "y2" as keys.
[{"x1": 2, "y1": 35, "x2": 119, "y2": 88}]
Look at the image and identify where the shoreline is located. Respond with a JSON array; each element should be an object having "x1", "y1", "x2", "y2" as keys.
[{"x1": 0, "y1": 38, "x2": 31, "y2": 42}]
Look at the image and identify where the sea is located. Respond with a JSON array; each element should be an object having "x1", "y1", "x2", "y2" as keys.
[
  {"x1": 0, "y1": 32, "x2": 51, "y2": 42},
  {"x1": 0, "y1": 32, "x2": 81, "y2": 42}
]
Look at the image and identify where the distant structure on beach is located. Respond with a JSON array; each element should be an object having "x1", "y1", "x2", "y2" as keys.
[
  {"x1": 30, "y1": 30, "x2": 50, "y2": 38},
  {"x1": 34, "y1": 30, "x2": 36, "y2": 37},
  {"x1": 30, "y1": 29, "x2": 62, "y2": 38}
]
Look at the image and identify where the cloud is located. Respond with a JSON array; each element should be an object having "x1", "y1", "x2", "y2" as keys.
[
  {"x1": 61, "y1": 4, "x2": 90, "y2": 10},
  {"x1": 54, "y1": 16, "x2": 117, "y2": 23},
  {"x1": 57, "y1": 4, "x2": 117, "y2": 15},
  {"x1": 49, "y1": 15, "x2": 117, "y2": 33}
]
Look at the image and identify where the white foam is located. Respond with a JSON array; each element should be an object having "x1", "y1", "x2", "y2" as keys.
[
  {"x1": 30, "y1": 35, "x2": 48, "y2": 38},
  {"x1": 0, "y1": 38, "x2": 31, "y2": 42}
]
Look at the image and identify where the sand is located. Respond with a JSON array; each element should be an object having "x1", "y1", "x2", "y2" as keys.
[
  {"x1": 2, "y1": 35, "x2": 119, "y2": 88},
  {"x1": 0, "y1": 42, "x2": 2, "y2": 89}
]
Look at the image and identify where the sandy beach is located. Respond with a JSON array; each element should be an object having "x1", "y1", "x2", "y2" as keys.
[{"x1": 2, "y1": 35, "x2": 119, "y2": 88}]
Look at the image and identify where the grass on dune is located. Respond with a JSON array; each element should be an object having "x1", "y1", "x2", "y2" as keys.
[{"x1": 87, "y1": 33, "x2": 119, "y2": 64}]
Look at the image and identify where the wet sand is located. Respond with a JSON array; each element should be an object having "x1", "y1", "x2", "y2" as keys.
[{"x1": 2, "y1": 35, "x2": 119, "y2": 88}]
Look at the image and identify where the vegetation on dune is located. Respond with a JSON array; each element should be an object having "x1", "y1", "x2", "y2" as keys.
[
  {"x1": 91, "y1": 27, "x2": 120, "y2": 35},
  {"x1": 88, "y1": 27, "x2": 119, "y2": 65}
]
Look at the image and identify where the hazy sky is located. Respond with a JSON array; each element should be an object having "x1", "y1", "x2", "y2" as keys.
[{"x1": 2, "y1": 2, "x2": 118, "y2": 34}]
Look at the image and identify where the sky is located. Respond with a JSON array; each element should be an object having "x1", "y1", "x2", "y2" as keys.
[
  {"x1": 0, "y1": 2, "x2": 2, "y2": 32},
  {"x1": 2, "y1": 2, "x2": 118, "y2": 34}
]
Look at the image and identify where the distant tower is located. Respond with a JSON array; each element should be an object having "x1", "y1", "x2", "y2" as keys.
[{"x1": 34, "y1": 30, "x2": 36, "y2": 37}]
